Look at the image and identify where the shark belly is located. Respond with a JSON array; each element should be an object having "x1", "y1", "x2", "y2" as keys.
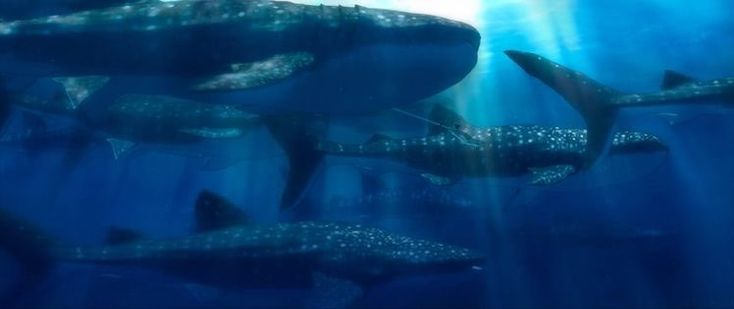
[
  {"x1": 55, "y1": 246, "x2": 319, "y2": 289},
  {"x1": 90, "y1": 42, "x2": 477, "y2": 115},
  {"x1": 157, "y1": 255, "x2": 318, "y2": 289},
  {"x1": 26, "y1": 39, "x2": 477, "y2": 116}
]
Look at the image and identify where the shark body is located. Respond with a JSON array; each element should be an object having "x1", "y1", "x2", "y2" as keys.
[
  {"x1": 0, "y1": 191, "x2": 483, "y2": 306},
  {"x1": 271, "y1": 105, "x2": 668, "y2": 208},
  {"x1": 316, "y1": 125, "x2": 665, "y2": 185},
  {"x1": 0, "y1": 0, "x2": 480, "y2": 115},
  {"x1": 505, "y1": 50, "x2": 733, "y2": 165},
  {"x1": 6, "y1": 79, "x2": 262, "y2": 163}
]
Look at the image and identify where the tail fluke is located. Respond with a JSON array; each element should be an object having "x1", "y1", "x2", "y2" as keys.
[
  {"x1": 505, "y1": 50, "x2": 621, "y2": 166},
  {"x1": 264, "y1": 116, "x2": 325, "y2": 209},
  {"x1": 0, "y1": 208, "x2": 55, "y2": 305}
]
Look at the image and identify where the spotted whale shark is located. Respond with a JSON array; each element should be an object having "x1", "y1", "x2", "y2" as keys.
[
  {"x1": 0, "y1": 0, "x2": 480, "y2": 115},
  {"x1": 0, "y1": 191, "x2": 483, "y2": 306},
  {"x1": 505, "y1": 50, "x2": 734, "y2": 165},
  {"x1": 270, "y1": 105, "x2": 668, "y2": 208},
  {"x1": 4, "y1": 78, "x2": 264, "y2": 164}
]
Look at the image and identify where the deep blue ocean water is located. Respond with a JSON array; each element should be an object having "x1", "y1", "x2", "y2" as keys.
[{"x1": 1, "y1": 0, "x2": 734, "y2": 308}]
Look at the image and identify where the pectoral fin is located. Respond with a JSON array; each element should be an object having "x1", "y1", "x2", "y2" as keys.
[
  {"x1": 106, "y1": 138, "x2": 135, "y2": 160},
  {"x1": 529, "y1": 165, "x2": 575, "y2": 185},
  {"x1": 52, "y1": 76, "x2": 110, "y2": 110},
  {"x1": 194, "y1": 52, "x2": 315, "y2": 91},
  {"x1": 421, "y1": 173, "x2": 456, "y2": 186}
]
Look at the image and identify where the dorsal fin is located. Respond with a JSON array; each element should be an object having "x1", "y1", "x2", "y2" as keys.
[
  {"x1": 428, "y1": 105, "x2": 470, "y2": 135},
  {"x1": 366, "y1": 134, "x2": 391, "y2": 143},
  {"x1": 661, "y1": 70, "x2": 696, "y2": 90},
  {"x1": 195, "y1": 191, "x2": 249, "y2": 233},
  {"x1": 105, "y1": 227, "x2": 144, "y2": 245}
]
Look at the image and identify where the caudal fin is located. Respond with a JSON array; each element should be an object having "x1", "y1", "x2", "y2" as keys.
[
  {"x1": 0, "y1": 208, "x2": 55, "y2": 305},
  {"x1": 505, "y1": 50, "x2": 621, "y2": 166},
  {"x1": 264, "y1": 116, "x2": 325, "y2": 209}
]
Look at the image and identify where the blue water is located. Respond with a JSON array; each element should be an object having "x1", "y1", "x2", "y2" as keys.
[{"x1": 1, "y1": 0, "x2": 734, "y2": 308}]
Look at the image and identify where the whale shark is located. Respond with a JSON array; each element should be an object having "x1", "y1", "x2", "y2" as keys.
[
  {"x1": 504, "y1": 50, "x2": 734, "y2": 165},
  {"x1": 0, "y1": 0, "x2": 480, "y2": 115},
  {"x1": 270, "y1": 105, "x2": 669, "y2": 208},
  {"x1": 0, "y1": 190, "x2": 484, "y2": 307},
  {"x1": 4, "y1": 77, "x2": 264, "y2": 163}
]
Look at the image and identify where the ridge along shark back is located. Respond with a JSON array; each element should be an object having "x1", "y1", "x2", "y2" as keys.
[
  {"x1": 267, "y1": 105, "x2": 669, "y2": 209},
  {"x1": 0, "y1": 0, "x2": 480, "y2": 115},
  {"x1": 0, "y1": 191, "x2": 484, "y2": 307},
  {"x1": 505, "y1": 50, "x2": 734, "y2": 165},
  {"x1": 0, "y1": 0, "x2": 135, "y2": 19}
]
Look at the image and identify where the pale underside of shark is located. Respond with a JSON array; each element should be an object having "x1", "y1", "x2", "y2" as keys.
[
  {"x1": 505, "y1": 50, "x2": 734, "y2": 165},
  {"x1": 0, "y1": 0, "x2": 480, "y2": 115},
  {"x1": 0, "y1": 191, "x2": 483, "y2": 307}
]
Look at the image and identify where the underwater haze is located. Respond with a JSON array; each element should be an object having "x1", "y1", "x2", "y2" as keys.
[{"x1": 1, "y1": 0, "x2": 734, "y2": 308}]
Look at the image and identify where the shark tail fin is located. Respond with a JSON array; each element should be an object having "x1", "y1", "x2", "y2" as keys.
[
  {"x1": 505, "y1": 50, "x2": 622, "y2": 166},
  {"x1": 0, "y1": 208, "x2": 56, "y2": 304},
  {"x1": 264, "y1": 116, "x2": 326, "y2": 209}
]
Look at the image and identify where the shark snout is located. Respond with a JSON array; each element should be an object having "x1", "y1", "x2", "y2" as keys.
[
  {"x1": 453, "y1": 21, "x2": 482, "y2": 50},
  {"x1": 505, "y1": 50, "x2": 541, "y2": 74}
]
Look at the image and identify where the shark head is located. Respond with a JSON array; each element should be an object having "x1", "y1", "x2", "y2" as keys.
[
  {"x1": 282, "y1": 4, "x2": 481, "y2": 114},
  {"x1": 319, "y1": 224, "x2": 485, "y2": 283},
  {"x1": 376, "y1": 237, "x2": 485, "y2": 279},
  {"x1": 609, "y1": 131, "x2": 669, "y2": 154}
]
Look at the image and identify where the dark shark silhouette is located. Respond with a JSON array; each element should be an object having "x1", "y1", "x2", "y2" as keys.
[
  {"x1": 5, "y1": 79, "x2": 262, "y2": 163},
  {"x1": 0, "y1": 0, "x2": 480, "y2": 115},
  {"x1": 505, "y1": 50, "x2": 734, "y2": 165},
  {"x1": 270, "y1": 105, "x2": 668, "y2": 208},
  {"x1": 0, "y1": 191, "x2": 483, "y2": 306}
]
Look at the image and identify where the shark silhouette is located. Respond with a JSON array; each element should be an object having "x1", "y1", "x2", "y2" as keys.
[
  {"x1": 270, "y1": 105, "x2": 668, "y2": 208},
  {"x1": 505, "y1": 50, "x2": 733, "y2": 165},
  {"x1": 0, "y1": 190, "x2": 484, "y2": 307},
  {"x1": 0, "y1": 0, "x2": 480, "y2": 115},
  {"x1": 3, "y1": 78, "x2": 264, "y2": 165}
]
